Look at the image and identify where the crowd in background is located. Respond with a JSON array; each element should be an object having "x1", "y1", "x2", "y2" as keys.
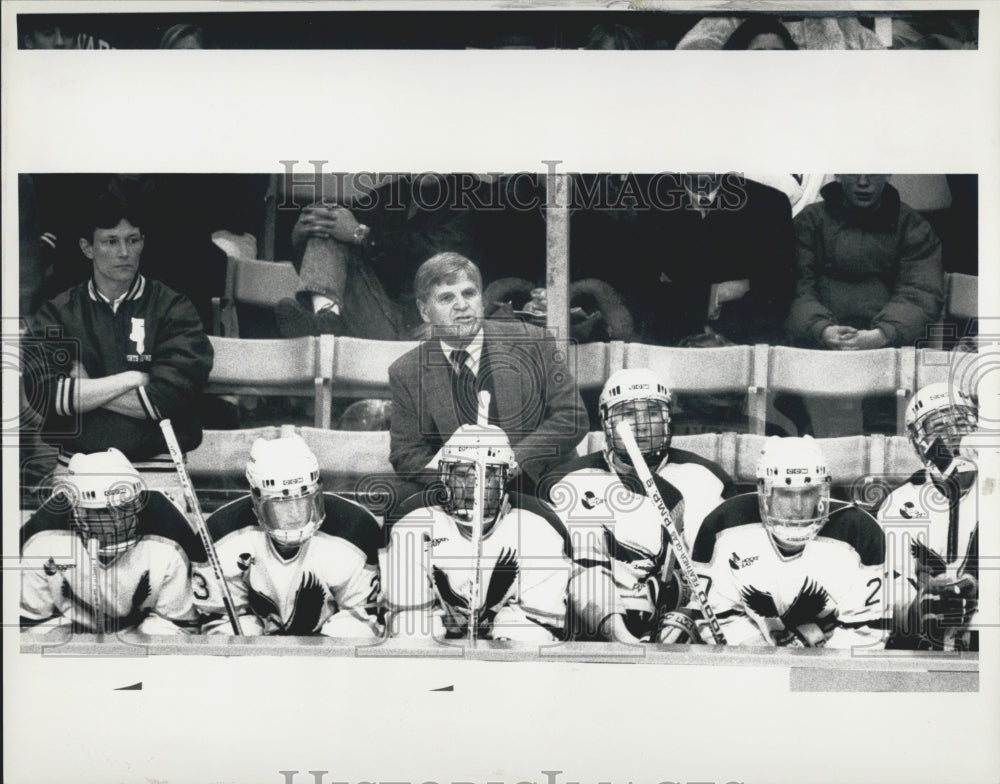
[{"x1": 19, "y1": 11, "x2": 979, "y2": 51}]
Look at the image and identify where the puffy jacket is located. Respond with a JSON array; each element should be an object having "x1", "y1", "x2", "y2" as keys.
[{"x1": 786, "y1": 182, "x2": 943, "y2": 347}]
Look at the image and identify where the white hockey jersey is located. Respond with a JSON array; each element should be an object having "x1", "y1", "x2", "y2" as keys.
[
  {"x1": 657, "y1": 448, "x2": 734, "y2": 547},
  {"x1": 196, "y1": 494, "x2": 382, "y2": 637},
  {"x1": 545, "y1": 451, "x2": 710, "y2": 637},
  {"x1": 384, "y1": 492, "x2": 577, "y2": 641},
  {"x1": 877, "y1": 469, "x2": 979, "y2": 647},
  {"x1": 20, "y1": 492, "x2": 204, "y2": 635},
  {"x1": 690, "y1": 493, "x2": 888, "y2": 649}
]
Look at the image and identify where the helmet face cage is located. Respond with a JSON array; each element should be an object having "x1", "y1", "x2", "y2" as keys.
[
  {"x1": 440, "y1": 458, "x2": 508, "y2": 530},
  {"x1": 908, "y1": 403, "x2": 977, "y2": 470},
  {"x1": 72, "y1": 499, "x2": 142, "y2": 557},
  {"x1": 251, "y1": 477, "x2": 325, "y2": 547},
  {"x1": 603, "y1": 397, "x2": 672, "y2": 469}
]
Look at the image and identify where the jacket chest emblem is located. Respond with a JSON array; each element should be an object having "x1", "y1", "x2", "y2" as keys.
[{"x1": 129, "y1": 318, "x2": 146, "y2": 355}]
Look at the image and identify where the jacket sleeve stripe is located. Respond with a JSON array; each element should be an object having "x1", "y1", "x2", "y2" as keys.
[
  {"x1": 55, "y1": 377, "x2": 75, "y2": 417},
  {"x1": 137, "y1": 385, "x2": 161, "y2": 420}
]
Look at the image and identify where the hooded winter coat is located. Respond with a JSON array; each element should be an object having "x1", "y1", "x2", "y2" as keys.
[{"x1": 786, "y1": 182, "x2": 943, "y2": 347}]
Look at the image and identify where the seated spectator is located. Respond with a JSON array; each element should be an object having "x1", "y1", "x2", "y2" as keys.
[
  {"x1": 19, "y1": 14, "x2": 113, "y2": 50},
  {"x1": 723, "y1": 16, "x2": 798, "y2": 49},
  {"x1": 27, "y1": 195, "x2": 214, "y2": 500},
  {"x1": 787, "y1": 174, "x2": 944, "y2": 350},
  {"x1": 159, "y1": 23, "x2": 212, "y2": 49},
  {"x1": 678, "y1": 15, "x2": 883, "y2": 50},
  {"x1": 786, "y1": 174, "x2": 944, "y2": 435},
  {"x1": 20, "y1": 16, "x2": 77, "y2": 49},
  {"x1": 583, "y1": 23, "x2": 642, "y2": 49},
  {"x1": 638, "y1": 173, "x2": 796, "y2": 347},
  {"x1": 275, "y1": 173, "x2": 488, "y2": 341}
]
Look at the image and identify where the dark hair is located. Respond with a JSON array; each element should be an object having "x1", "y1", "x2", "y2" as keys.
[
  {"x1": 583, "y1": 24, "x2": 642, "y2": 50},
  {"x1": 723, "y1": 16, "x2": 798, "y2": 50},
  {"x1": 159, "y1": 23, "x2": 211, "y2": 49},
  {"x1": 80, "y1": 195, "x2": 143, "y2": 243}
]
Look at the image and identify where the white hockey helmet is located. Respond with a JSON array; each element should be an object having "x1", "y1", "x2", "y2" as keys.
[
  {"x1": 599, "y1": 368, "x2": 672, "y2": 470},
  {"x1": 756, "y1": 436, "x2": 831, "y2": 550},
  {"x1": 246, "y1": 434, "x2": 324, "y2": 547},
  {"x1": 439, "y1": 425, "x2": 516, "y2": 534},
  {"x1": 905, "y1": 383, "x2": 978, "y2": 474},
  {"x1": 58, "y1": 448, "x2": 145, "y2": 557}
]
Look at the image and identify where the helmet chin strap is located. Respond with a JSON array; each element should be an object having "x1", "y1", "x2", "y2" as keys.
[
  {"x1": 456, "y1": 494, "x2": 510, "y2": 537},
  {"x1": 606, "y1": 448, "x2": 667, "y2": 477}
]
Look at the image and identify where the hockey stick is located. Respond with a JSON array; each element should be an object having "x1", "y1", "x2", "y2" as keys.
[
  {"x1": 614, "y1": 421, "x2": 727, "y2": 644},
  {"x1": 86, "y1": 536, "x2": 104, "y2": 639},
  {"x1": 466, "y1": 391, "x2": 491, "y2": 645},
  {"x1": 159, "y1": 419, "x2": 243, "y2": 635}
]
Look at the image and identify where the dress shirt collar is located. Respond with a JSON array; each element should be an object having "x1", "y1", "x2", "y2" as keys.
[{"x1": 440, "y1": 327, "x2": 484, "y2": 373}]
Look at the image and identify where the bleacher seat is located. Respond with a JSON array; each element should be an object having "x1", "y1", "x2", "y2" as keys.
[
  {"x1": 206, "y1": 336, "x2": 333, "y2": 428},
  {"x1": 330, "y1": 337, "x2": 418, "y2": 399},
  {"x1": 212, "y1": 258, "x2": 300, "y2": 337},
  {"x1": 622, "y1": 343, "x2": 766, "y2": 432},
  {"x1": 762, "y1": 346, "x2": 910, "y2": 435}
]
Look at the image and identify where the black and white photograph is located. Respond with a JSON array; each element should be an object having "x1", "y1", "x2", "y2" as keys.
[{"x1": 3, "y1": 3, "x2": 999, "y2": 784}]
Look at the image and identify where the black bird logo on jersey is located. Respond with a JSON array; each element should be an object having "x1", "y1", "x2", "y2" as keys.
[
  {"x1": 114, "y1": 571, "x2": 152, "y2": 631},
  {"x1": 741, "y1": 578, "x2": 833, "y2": 642},
  {"x1": 248, "y1": 572, "x2": 328, "y2": 634},
  {"x1": 59, "y1": 571, "x2": 151, "y2": 632},
  {"x1": 431, "y1": 548, "x2": 520, "y2": 636},
  {"x1": 61, "y1": 577, "x2": 97, "y2": 630}
]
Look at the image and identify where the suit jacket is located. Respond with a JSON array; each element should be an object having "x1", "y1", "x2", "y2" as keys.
[{"x1": 389, "y1": 319, "x2": 588, "y2": 483}]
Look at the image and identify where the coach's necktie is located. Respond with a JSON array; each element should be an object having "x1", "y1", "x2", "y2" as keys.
[{"x1": 452, "y1": 349, "x2": 478, "y2": 425}]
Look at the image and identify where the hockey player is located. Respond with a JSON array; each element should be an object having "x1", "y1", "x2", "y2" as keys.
[
  {"x1": 675, "y1": 436, "x2": 888, "y2": 648},
  {"x1": 20, "y1": 448, "x2": 205, "y2": 635},
  {"x1": 543, "y1": 368, "x2": 733, "y2": 642},
  {"x1": 385, "y1": 425, "x2": 617, "y2": 642},
  {"x1": 877, "y1": 383, "x2": 979, "y2": 650},
  {"x1": 195, "y1": 434, "x2": 383, "y2": 637}
]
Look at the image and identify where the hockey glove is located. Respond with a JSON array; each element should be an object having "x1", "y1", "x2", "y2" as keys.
[
  {"x1": 916, "y1": 573, "x2": 978, "y2": 627},
  {"x1": 656, "y1": 608, "x2": 705, "y2": 644},
  {"x1": 786, "y1": 622, "x2": 827, "y2": 648}
]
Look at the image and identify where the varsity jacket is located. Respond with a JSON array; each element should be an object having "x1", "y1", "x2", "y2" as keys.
[{"x1": 30, "y1": 274, "x2": 213, "y2": 458}]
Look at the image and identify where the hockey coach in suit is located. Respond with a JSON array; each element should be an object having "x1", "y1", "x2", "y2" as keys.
[{"x1": 389, "y1": 253, "x2": 587, "y2": 490}]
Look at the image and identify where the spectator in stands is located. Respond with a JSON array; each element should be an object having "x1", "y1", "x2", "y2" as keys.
[
  {"x1": 388, "y1": 253, "x2": 587, "y2": 491},
  {"x1": 159, "y1": 23, "x2": 212, "y2": 49},
  {"x1": 786, "y1": 174, "x2": 944, "y2": 350},
  {"x1": 583, "y1": 23, "x2": 642, "y2": 49},
  {"x1": 275, "y1": 173, "x2": 487, "y2": 341},
  {"x1": 638, "y1": 173, "x2": 796, "y2": 347},
  {"x1": 19, "y1": 14, "x2": 113, "y2": 50},
  {"x1": 28, "y1": 195, "x2": 214, "y2": 496},
  {"x1": 21, "y1": 16, "x2": 78, "y2": 49},
  {"x1": 723, "y1": 16, "x2": 798, "y2": 49}
]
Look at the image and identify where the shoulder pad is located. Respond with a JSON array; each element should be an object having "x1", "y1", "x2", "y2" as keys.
[
  {"x1": 138, "y1": 492, "x2": 208, "y2": 563},
  {"x1": 691, "y1": 493, "x2": 760, "y2": 563},
  {"x1": 318, "y1": 493, "x2": 384, "y2": 565},
  {"x1": 819, "y1": 503, "x2": 886, "y2": 567},
  {"x1": 508, "y1": 491, "x2": 572, "y2": 558},
  {"x1": 21, "y1": 499, "x2": 74, "y2": 552},
  {"x1": 538, "y1": 452, "x2": 606, "y2": 499},
  {"x1": 205, "y1": 496, "x2": 258, "y2": 543},
  {"x1": 665, "y1": 448, "x2": 735, "y2": 494}
]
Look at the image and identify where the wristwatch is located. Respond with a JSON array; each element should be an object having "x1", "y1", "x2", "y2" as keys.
[{"x1": 352, "y1": 223, "x2": 371, "y2": 246}]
